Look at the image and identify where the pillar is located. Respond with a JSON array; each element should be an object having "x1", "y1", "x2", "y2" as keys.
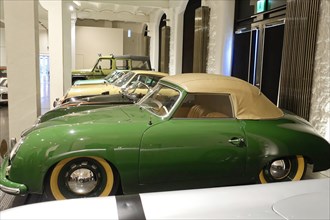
[
  {"x1": 40, "y1": 1, "x2": 72, "y2": 109},
  {"x1": 3, "y1": 0, "x2": 40, "y2": 139}
]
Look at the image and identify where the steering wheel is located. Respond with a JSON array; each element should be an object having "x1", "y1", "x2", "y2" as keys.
[{"x1": 150, "y1": 99, "x2": 169, "y2": 115}]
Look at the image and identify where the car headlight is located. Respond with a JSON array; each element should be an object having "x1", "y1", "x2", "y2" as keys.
[{"x1": 10, "y1": 137, "x2": 25, "y2": 161}]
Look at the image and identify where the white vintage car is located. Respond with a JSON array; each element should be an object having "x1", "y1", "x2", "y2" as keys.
[
  {"x1": 0, "y1": 77, "x2": 8, "y2": 103},
  {"x1": 1, "y1": 178, "x2": 329, "y2": 219}
]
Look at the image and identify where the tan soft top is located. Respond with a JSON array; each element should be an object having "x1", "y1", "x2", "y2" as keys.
[{"x1": 161, "y1": 73, "x2": 284, "y2": 120}]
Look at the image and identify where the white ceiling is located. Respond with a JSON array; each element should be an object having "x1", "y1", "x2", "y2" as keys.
[
  {"x1": 1, "y1": 0, "x2": 169, "y2": 27},
  {"x1": 41, "y1": 0, "x2": 168, "y2": 24}
]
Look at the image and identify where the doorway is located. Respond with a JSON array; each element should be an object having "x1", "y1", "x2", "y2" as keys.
[
  {"x1": 182, "y1": 0, "x2": 201, "y2": 73},
  {"x1": 232, "y1": 17, "x2": 285, "y2": 105}
]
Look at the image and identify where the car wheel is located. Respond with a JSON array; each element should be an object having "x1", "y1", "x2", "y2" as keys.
[
  {"x1": 48, "y1": 156, "x2": 116, "y2": 200},
  {"x1": 259, "y1": 155, "x2": 306, "y2": 183}
]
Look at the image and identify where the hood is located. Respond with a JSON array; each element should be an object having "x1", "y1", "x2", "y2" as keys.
[
  {"x1": 22, "y1": 105, "x2": 157, "y2": 137},
  {"x1": 66, "y1": 84, "x2": 120, "y2": 99}
]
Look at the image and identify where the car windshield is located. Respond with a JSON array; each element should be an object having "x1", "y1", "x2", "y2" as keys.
[
  {"x1": 113, "y1": 72, "x2": 135, "y2": 87},
  {"x1": 104, "y1": 71, "x2": 126, "y2": 83},
  {"x1": 138, "y1": 84, "x2": 181, "y2": 117}
]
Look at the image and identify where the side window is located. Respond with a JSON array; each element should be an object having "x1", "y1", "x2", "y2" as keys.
[
  {"x1": 116, "y1": 59, "x2": 129, "y2": 70},
  {"x1": 145, "y1": 76, "x2": 161, "y2": 87},
  {"x1": 138, "y1": 75, "x2": 147, "y2": 83},
  {"x1": 132, "y1": 75, "x2": 161, "y2": 88},
  {"x1": 173, "y1": 94, "x2": 234, "y2": 118},
  {"x1": 132, "y1": 60, "x2": 151, "y2": 70}
]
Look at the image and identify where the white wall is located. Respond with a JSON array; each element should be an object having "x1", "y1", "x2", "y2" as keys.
[
  {"x1": 75, "y1": 26, "x2": 123, "y2": 69},
  {"x1": 39, "y1": 28, "x2": 48, "y2": 54},
  {"x1": 310, "y1": 0, "x2": 330, "y2": 142},
  {"x1": 168, "y1": 0, "x2": 188, "y2": 75},
  {"x1": 202, "y1": 0, "x2": 235, "y2": 75},
  {"x1": 112, "y1": 21, "x2": 145, "y2": 56},
  {"x1": 0, "y1": 27, "x2": 6, "y2": 66},
  {"x1": 148, "y1": 9, "x2": 166, "y2": 72}
]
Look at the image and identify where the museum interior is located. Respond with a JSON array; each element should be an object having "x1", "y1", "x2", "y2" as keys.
[{"x1": 0, "y1": 0, "x2": 329, "y2": 219}]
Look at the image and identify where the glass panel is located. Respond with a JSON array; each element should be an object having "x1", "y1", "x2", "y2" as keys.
[
  {"x1": 113, "y1": 72, "x2": 135, "y2": 87},
  {"x1": 138, "y1": 84, "x2": 180, "y2": 117},
  {"x1": 173, "y1": 94, "x2": 233, "y2": 118}
]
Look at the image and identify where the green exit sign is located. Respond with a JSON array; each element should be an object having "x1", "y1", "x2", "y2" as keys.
[{"x1": 257, "y1": 0, "x2": 267, "y2": 13}]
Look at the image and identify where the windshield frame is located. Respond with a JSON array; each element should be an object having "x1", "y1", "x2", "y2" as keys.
[
  {"x1": 92, "y1": 58, "x2": 113, "y2": 72},
  {"x1": 137, "y1": 83, "x2": 183, "y2": 119}
]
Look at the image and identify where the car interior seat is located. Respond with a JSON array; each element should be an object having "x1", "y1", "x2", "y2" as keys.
[
  {"x1": 205, "y1": 112, "x2": 229, "y2": 118},
  {"x1": 187, "y1": 105, "x2": 208, "y2": 118}
]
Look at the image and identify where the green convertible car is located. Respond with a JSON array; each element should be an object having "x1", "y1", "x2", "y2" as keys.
[{"x1": 0, "y1": 74, "x2": 329, "y2": 200}]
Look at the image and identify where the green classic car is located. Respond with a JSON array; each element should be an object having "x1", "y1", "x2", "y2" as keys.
[
  {"x1": 72, "y1": 55, "x2": 151, "y2": 84},
  {"x1": 0, "y1": 74, "x2": 329, "y2": 200}
]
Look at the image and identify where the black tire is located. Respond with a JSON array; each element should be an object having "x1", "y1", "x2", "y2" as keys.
[
  {"x1": 259, "y1": 155, "x2": 306, "y2": 183},
  {"x1": 47, "y1": 156, "x2": 118, "y2": 200}
]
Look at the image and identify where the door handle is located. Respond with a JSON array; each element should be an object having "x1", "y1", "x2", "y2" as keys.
[{"x1": 228, "y1": 137, "x2": 245, "y2": 147}]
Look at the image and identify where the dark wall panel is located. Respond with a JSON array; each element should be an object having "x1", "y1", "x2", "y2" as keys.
[
  {"x1": 261, "y1": 24, "x2": 284, "y2": 104},
  {"x1": 268, "y1": 0, "x2": 287, "y2": 10},
  {"x1": 235, "y1": 0, "x2": 255, "y2": 21},
  {"x1": 182, "y1": 0, "x2": 201, "y2": 73},
  {"x1": 232, "y1": 32, "x2": 251, "y2": 81}
]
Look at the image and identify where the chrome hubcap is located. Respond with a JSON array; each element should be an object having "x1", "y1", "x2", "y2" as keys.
[
  {"x1": 67, "y1": 168, "x2": 97, "y2": 195},
  {"x1": 269, "y1": 159, "x2": 291, "y2": 180}
]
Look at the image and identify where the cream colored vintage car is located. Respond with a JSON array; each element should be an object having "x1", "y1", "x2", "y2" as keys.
[{"x1": 56, "y1": 71, "x2": 168, "y2": 106}]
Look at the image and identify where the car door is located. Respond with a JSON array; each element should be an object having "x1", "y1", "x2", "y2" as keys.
[{"x1": 138, "y1": 93, "x2": 247, "y2": 188}]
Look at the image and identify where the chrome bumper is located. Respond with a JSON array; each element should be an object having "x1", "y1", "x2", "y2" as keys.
[
  {"x1": 0, "y1": 183, "x2": 21, "y2": 195},
  {"x1": 0, "y1": 140, "x2": 28, "y2": 195}
]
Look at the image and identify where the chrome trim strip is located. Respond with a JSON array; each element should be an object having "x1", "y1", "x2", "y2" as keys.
[
  {"x1": 0, "y1": 184, "x2": 20, "y2": 195},
  {"x1": 9, "y1": 138, "x2": 16, "y2": 154}
]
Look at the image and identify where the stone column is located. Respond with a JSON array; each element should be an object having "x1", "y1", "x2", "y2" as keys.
[
  {"x1": 71, "y1": 16, "x2": 77, "y2": 70},
  {"x1": 3, "y1": 0, "x2": 40, "y2": 139},
  {"x1": 40, "y1": 1, "x2": 72, "y2": 109},
  {"x1": 203, "y1": 0, "x2": 235, "y2": 75}
]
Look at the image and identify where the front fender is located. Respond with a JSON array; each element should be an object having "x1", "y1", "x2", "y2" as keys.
[{"x1": 8, "y1": 121, "x2": 149, "y2": 194}]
